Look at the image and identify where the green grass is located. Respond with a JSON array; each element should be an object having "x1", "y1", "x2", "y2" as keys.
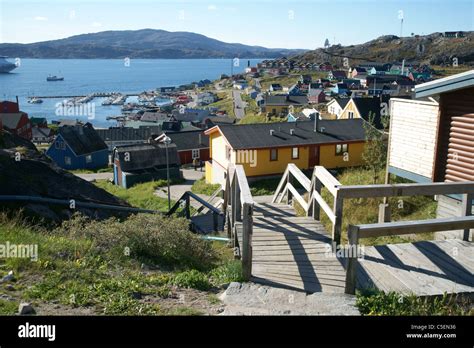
[
  {"x1": 208, "y1": 91, "x2": 235, "y2": 117},
  {"x1": 249, "y1": 177, "x2": 282, "y2": 196},
  {"x1": 191, "y1": 178, "x2": 220, "y2": 196},
  {"x1": 0, "y1": 212, "x2": 236, "y2": 315},
  {"x1": 69, "y1": 167, "x2": 113, "y2": 174},
  {"x1": 356, "y1": 289, "x2": 473, "y2": 316},
  {"x1": 94, "y1": 180, "x2": 173, "y2": 211}
]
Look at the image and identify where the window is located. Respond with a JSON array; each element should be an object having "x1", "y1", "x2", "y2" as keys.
[
  {"x1": 192, "y1": 149, "x2": 200, "y2": 159},
  {"x1": 55, "y1": 141, "x2": 66, "y2": 150},
  {"x1": 336, "y1": 144, "x2": 348, "y2": 156},
  {"x1": 64, "y1": 156, "x2": 71, "y2": 166},
  {"x1": 348, "y1": 111, "x2": 354, "y2": 119},
  {"x1": 291, "y1": 147, "x2": 299, "y2": 159},
  {"x1": 85, "y1": 155, "x2": 92, "y2": 163},
  {"x1": 270, "y1": 148, "x2": 278, "y2": 161}
]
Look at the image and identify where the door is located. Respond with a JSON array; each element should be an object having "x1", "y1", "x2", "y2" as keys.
[{"x1": 309, "y1": 145, "x2": 320, "y2": 167}]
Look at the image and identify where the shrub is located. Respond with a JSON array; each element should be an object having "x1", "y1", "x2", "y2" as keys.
[
  {"x1": 55, "y1": 214, "x2": 218, "y2": 271},
  {"x1": 172, "y1": 270, "x2": 211, "y2": 291},
  {"x1": 191, "y1": 178, "x2": 220, "y2": 196}
]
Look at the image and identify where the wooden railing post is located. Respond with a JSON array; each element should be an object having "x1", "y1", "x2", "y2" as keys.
[
  {"x1": 461, "y1": 193, "x2": 473, "y2": 241},
  {"x1": 332, "y1": 193, "x2": 343, "y2": 246},
  {"x1": 287, "y1": 173, "x2": 293, "y2": 204},
  {"x1": 241, "y1": 202, "x2": 253, "y2": 281},
  {"x1": 185, "y1": 194, "x2": 191, "y2": 219},
  {"x1": 345, "y1": 225, "x2": 359, "y2": 295},
  {"x1": 235, "y1": 182, "x2": 242, "y2": 222},
  {"x1": 312, "y1": 176, "x2": 322, "y2": 220}
]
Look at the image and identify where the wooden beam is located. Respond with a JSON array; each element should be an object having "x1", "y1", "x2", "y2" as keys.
[
  {"x1": 332, "y1": 194, "x2": 344, "y2": 246},
  {"x1": 461, "y1": 193, "x2": 473, "y2": 241},
  {"x1": 338, "y1": 181, "x2": 474, "y2": 199},
  {"x1": 312, "y1": 189, "x2": 336, "y2": 224},
  {"x1": 288, "y1": 163, "x2": 311, "y2": 191},
  {"x1": 314, "y1": 166, "x2": 341, "y2": 197},
  {"x1": 356, "y1": 215, "x2": 474, "y2": 239},
  {"x1": 312, "y1": 177, "x2": 322, "y2": 220},
  {"x1": 345, "y1": 225, "x2": 359, "y2": 295},
  {"x1": 287, "y1": 183, "x2": 308, "y2": 212},
  {"x1": 241, "y1": 203, "x2": 253, "y2": 281},
  {"x1": 272, "y1": 166, "x2": 290, "y2": 203},
  {"x1": 235, "y1": 165, "x2": 254, "y2": 205}
]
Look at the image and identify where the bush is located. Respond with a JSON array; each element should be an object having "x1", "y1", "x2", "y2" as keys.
[
  {"x1": 172, "y1": 270, "x2": 211, "y2": 291},
  {"x1": 55, "y1": 214, "x2": 218, "y2": 271},
  {"x1": 356, "y1": 290, "x2": 473, "y2": 316}
]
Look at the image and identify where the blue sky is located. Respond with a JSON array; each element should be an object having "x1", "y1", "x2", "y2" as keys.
[{"x1": 0, "y1": 0, "x2": 473, "y2": 48}]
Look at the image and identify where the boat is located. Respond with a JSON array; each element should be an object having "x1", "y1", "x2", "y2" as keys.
[
  {"x1": 0, "y1": 56, "x2": 17, "y2": 73},
  {"x1": 28, "y1": 97, "x2": 43, "y2": 104},
  {"x1": 47, "y1": 75, "x2": 64, "y2": 81}
]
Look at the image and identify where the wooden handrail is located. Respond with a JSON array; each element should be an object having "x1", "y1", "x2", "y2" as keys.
[
  {"x1": 224, "y1": 163, "x2": 254, "y2": 280},
  {"x1": 345, "y1": 215, "x2": 474, "y2": 294}
]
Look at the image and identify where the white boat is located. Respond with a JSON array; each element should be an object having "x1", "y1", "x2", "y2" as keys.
[
  {"x1": 0, "y1": 56, "x2": 17, "y2": 73},
  {"x1": 47, "y1": 75, "x2": 64, "y2": 81},
  {"x1": 28, "y1": 97, "x2": 43, "y2": 104}
]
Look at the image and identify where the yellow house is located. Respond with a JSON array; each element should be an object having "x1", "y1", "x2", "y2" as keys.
[
  {"x1": 262, "y1": 95, "x2": 308, "y2": 116},
  {"x1": 204, "y1": 119, "x2": 368, "y2": 185},
  {"x1": 338, "y1": 97, "x2": 386, "y2": 129}
]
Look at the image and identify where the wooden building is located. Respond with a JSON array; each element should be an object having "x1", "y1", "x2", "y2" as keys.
[{"x1": 387, "y1": 70, "x2": 474, "y2": 240}]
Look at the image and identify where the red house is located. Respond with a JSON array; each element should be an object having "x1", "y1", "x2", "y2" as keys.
[
  {"x1": 0, "y1": 100, "x2": 32, "y2": 140},
  {"x1": 308, "y1": 89, "x2": 326, "y2": 104},
  {"x1": 156, "y1": 130, "x2": 210, "y2": 166}
]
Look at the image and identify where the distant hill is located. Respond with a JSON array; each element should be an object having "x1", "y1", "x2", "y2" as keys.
[
  {"x1": 0, "y1": 29, "x2": 307, "y2": 59},
  {"x1": 282, "y1": 32, "x2": 474, "y2": 67}
]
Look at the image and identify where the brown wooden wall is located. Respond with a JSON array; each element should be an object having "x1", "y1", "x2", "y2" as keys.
[{"x1": 433, "y1": 87, "x2": 474, "y2": 182}]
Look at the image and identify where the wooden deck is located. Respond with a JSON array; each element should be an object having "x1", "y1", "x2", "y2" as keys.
[
  {"x1": 237, "y1": 202, "x2": 347, "y2": 293},
  {"x1": 237, "y1": 201, "x2": 474, "y2": 296}
]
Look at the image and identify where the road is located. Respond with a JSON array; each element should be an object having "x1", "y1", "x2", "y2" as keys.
[{"x1": 232, "y1": 90, "x2": 246, "y2": 119}]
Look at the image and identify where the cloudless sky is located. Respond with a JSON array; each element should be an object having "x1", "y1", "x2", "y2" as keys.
[{"x1": 0, "y1": 0, "x2": 473, "y2": 48}]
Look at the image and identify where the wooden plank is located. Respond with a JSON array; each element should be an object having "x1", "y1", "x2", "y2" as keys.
[
  {"x1": 461, "y1": 193, "x2": 473, "y2": 241},
  {"x1": 312, "y1": 189, "x2": 336, "y2": 224},
  {"x1": 345, "y1": 225, "x2": 359, "y2": 294},
  {"x1": 338, "y1": 181, "x2": 474, "y2": 199},
  {"x1": 288, "y1": 163, "x2": 311, "y2": 191},
  {"x1": 314, "y1": 166, "x2": 341, "y2": 197},
  {"x1": 241, "y1": 202, "x2": 253, "y2": 281},
  {"x1": 332, "y1": 194, "x2": 344, "y2": 246},
  {"x1": 235, "y1": 165, "x2": 254, "y2": 205},
  {"x1": 271, "y1": 166, "x2": 290, "y2": 203},
  {"x1": 287, "y1": 183, "x2": 309, "y2": 212},
  {"x1": 356, "y1": 215, "x2": 474, "y2": 239}
]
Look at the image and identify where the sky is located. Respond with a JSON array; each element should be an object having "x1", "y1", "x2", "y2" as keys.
[{"x1": 0, "y1": 0, "x2": 473, "y2": 49}]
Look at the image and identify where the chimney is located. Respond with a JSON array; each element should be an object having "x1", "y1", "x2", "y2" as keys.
[
  {"x1": 270, "y1": 129, "x2": 275, "y2": 136},
  {"x1": 320, "y1": 127, "x2": 326, "y2": 133},
  {"x1": 290, "y1": 129, "x2": 295, "y2": 135}
]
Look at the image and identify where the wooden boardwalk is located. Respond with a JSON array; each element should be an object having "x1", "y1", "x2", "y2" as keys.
[
  {"x1": 237, "y1": 201, "x2": 347, "y2": 293},
  {"x1": 237, "y1": 200, "x2": 474, "y2": 296}
]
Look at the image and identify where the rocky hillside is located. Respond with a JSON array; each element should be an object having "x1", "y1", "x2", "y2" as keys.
[
  {"x1": 283, "y1": 32, "x2": 474, "y2": 67},
  {"x1": 0, "y1": 130, "x2": 129, "y2": 222},
  {"x1": 0, "y1": 29, "x2": 306, "y2": 59}
]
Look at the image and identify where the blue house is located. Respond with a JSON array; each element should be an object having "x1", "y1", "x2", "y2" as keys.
[
  {"x1": 46, "y1": 123, "x2": 109, "y2": 170},
  {"x1": 332, "y1": 83, "x2": 350, "y2": 96}
]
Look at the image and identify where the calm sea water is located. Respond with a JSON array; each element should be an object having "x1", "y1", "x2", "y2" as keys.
[{"x1": 0, "y1": 59, "x2": 263, "y2": 127}]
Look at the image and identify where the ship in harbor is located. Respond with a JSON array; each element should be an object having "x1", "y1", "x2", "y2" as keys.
[
  {"x1": 47, "y1": 74, "x2": 64, "y2": 81},
  {"x1": 0, "y1": 56, "x2": 17, "y2": 73}
]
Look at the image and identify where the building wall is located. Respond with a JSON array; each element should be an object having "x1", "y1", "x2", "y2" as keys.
[
  {"x1": 388, "y1": 98, "x2": 439, "y2": 181},
  {"x1": 238, "y1": 146, "x2": 309, "y2": 177},
  {"x1": 179, "y1": 148, "x2": 210, "y2": 165},
  {"x1": 263, "y1": 105, "x2": 289, "y2": 115},
  {"x1": 435, "y1": 195, "x2": 473, "y2": 241},
  {"x1": 339, "y1": 100, "x2": 359, "y2": 119},
  {"x1": 209, "y1": 132, "x2": 230, "y2": 169},
  {"x1": 319, "y1": 142, "x2": 365, "y2": 168}
]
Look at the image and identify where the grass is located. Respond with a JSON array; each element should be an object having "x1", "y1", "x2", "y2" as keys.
[
  {"x1": 208, "y1": 91, "x2": 235, "y2": 117},
  {"x1": 191, "y1": 178, "x2": 220, "y2": 196},
  {"x1": 356, "y1": 289, "x2": 473, "y2": 316},
  {"x1": 94, "y1": 180, "x2": 174, "y2": 211},
  {"x1": 0, "y1": 212, "x2": 241, "y2": 315},
  {"x1": 249, "y1": 177, "x2": 282, "y2": 196},
  {"x1": 69, "y1": 167, "x2": 113, "y2": 174}
]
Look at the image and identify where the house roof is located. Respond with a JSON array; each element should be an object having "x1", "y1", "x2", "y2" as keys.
[
  {"x1": 114, "y1": 143, "x2": 179, "y2": 172},
  {"x1": 140, "y1": 112, "x2": 170, "y2": 122},
  {"x1": 415, "y1": 70, "x2": 474, "y2": 98},
  {"x1": 58, "y1": 123, "x2": 108, "y2": 156},
  {"x1": 96, "y1": 126, "x2": 162, "y2": 142},
  {"x1": 206, "y1": 119, "x2": 367, "y2": 150},
  {"x1": 330, "y1": 70, "x2": 347, "y2": 79},
  {"x1": 264, "y1": 95, "x2": 308, "y2": 106},
  {"x1": 32, "y1": 127, "x2": 52, "y2": 138},
  {"x1": 157, "y1": 130, "x2": 209, "y2": 151},
  {"x1": 0, "y1": 113, "x2": 26, "y2": 129},
  {"x1": 349, "y1": 97, "x2": 385, "y2": 129},
  {"x1": 328, "y1": 98, "x2": 350, "y2": 109}
]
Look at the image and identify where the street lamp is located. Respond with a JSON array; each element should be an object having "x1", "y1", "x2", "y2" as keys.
[{"x1": 163, "y1": 135, "x2": 172, "y2": 210}]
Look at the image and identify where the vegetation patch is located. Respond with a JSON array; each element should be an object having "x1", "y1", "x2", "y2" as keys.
[
  {"x1": 191, "y1": 178, "x2": 220, "y2": 196},
  {"x1": 356, "y1": 289, "x2": 473, "y2": 316}
]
